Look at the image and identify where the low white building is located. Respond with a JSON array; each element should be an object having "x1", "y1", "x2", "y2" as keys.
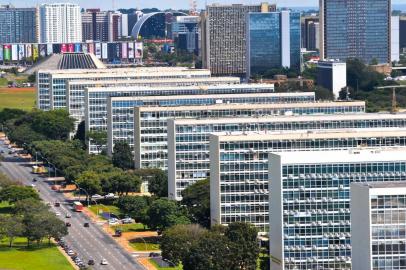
[{"x1": 317, "y1": 60, "x2": 347, "y2": 98}]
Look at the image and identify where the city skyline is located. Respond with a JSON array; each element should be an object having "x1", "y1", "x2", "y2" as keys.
[{"x1": 7, "y1": 0, "x2": 406, "y2": 10}]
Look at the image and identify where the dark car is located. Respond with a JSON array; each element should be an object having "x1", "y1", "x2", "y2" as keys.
[
  {"x1": 84, "y1": 222, "x2": 89, "y2": 227},
  {"x1": 54, "y1": 202, "x2": 60, "y2": 207},
  {"x1": 88, "y1": 259, "x2": 95, "y2": 265},
  {"x1": 32, "y1": 178, "x2": 37, "y2": 182},
  {"x1": 149, "y1": 252, "x2": 160, "y2": 257},
  {"x1": 66, "y1": 222, "x2": 71, "y2": 227},
  {"x1": 114, "y1": 229, "x2": 122, "y2": 237}
]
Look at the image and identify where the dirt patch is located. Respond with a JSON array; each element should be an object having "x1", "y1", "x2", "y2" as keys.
[{"x1": 0, "y1": 87, "x2": 35, "y2": 93}]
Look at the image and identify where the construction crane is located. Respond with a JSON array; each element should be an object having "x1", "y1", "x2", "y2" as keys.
[
  {"x1": 375, "y1": 85, "x2": 406, "y2": 114},
  {"x1": 189, "y1": 0, "x2": 198, "y2": 15}
]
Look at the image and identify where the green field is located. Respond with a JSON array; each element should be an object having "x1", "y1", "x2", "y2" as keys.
[
  {"x1": 0, "y1": 238, "x2": 73, "y2": 270},
  {"x1": 112, "y1": 223, "x2": 149, "y2": 232},
  {"x1": 0, "y1": 88, "x2": 36, "y2": 111},
  {"x1": 88, "y1": 204, "x2": 121, "y2": 218},
  {"x1": 129, "y1": 236, "x2": 160, "y2": 251}
]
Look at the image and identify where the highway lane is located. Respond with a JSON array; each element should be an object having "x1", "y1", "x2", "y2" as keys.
[{"x1": 0, "y1": 142, "x2": 145, "y2": 270}]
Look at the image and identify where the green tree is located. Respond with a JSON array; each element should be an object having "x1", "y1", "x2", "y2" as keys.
[
  {"x1": 0, "y1": 215, "x2": 24, "y2": 247},
  {"x1": 87, "y1": 131, "x2": 107, "y2": 154},
  {"x1": 112, "y1": 141, "x2": 134, "y2": 170},
  {"x1": 147, "y1": 169, "x2": 168, "y2": 197},
  {"x1": 146, "y1": 198, "x2": 190, "y2": 231},
  {"x1": 0, "y1": 185, "x2": 40, "y2": 203},
  {"x1": 42, "y1": 212, "x2": 68, "y2": 245},
  {"x1": 31, "y1": 110, "x2": 75, "y2": 140},
  {"x1": 0, "y1": 172, "x2": 17, "y2": 188},
  {"x1": 225, "y1": 222, "x2": 260, "y2": 270},
  {"x1": 0, "y1": 108, "x2": 26, "y2": 127},
  {"x1": 109, "y1": 172, "x2": 141, "y2": 195},
  {"x1": 181, "y1": 179, "x2": 210, "y2": 228},
  {"x1": 117, "y1": 196, "x2": 149, "y2": 224},
  {"x1": 183, "y1": 231, "x2": 232, "y2": 270},
  {"x1": 76, "y1": 171, "x2": 102, "y2": 198},
  {"x1": 73, "y1": 120, "x2": 86, "y2": 149},
  {"x1": 161, "y1": 224, "x2": 207, "y2": 265},
  {"x1": 314, "y1": 86, "x2": 335, "y2": 101}
]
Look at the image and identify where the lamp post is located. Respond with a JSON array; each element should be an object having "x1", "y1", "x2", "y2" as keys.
[{"x1": 71, "y1": 180, "x2": 90, "y2": 207}]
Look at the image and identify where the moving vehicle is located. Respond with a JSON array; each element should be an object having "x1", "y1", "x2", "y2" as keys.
[
  {"x1": 88, "y1": 260, "x2": 95, "y2": 265},
  {"x1": 73, "y1": 201, "x2": 83, "y2": 212},
  {"x1": 100, "y1": 258, "x2": 108, "y2": 265},
  {"x1": 66, "y1": 222, "x2": 71, "y2": 227},
  {"x1": 65, "y1": 213, "x2": 72, "y2": 218},
  {"x1": 114, "y1": 229, "x2": 122, "y2": 237},
  {"x1": 84, "y1": 222, "x2": 89, "y2": 227},
  {"x1": 54, "y1": 202, "x2": 60, "y2": 207}
]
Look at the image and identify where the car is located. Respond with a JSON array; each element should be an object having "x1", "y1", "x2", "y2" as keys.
[
  {"x1": 65, "y1": 213, "x2": 72, "y2": 218},
  {"x1": 67, "y1": 250, "x2": 75, "y2": 256},
  {"x1": 88, "y1": 260, "x2": 95, "y2": 265},
  {"x1": 100, "y1": 258, "x2": 108, "y2": 265},
  {"x1": 54, "y1": 202, "x2": 60, "y2": 207},
  {"x1": 149, "y1": 252, "x2": 160, "y2": 257},
  {"x1": 121, "y1": 217, "x2": 133, "y2": 224},
  {"x1": 108, "y1": 218, "x2": 119, "y2": 225},
  {"x1": 32, "y1": 178, "x2": 37, "y2": 182},
  {"x1": 84, "y1": 222, "x2": 89, "y2": 227},
  {"x1": 8, "y1": 151, "x2": 12, "y2": 154},
  {"x1": 114, "y1": 229, "x2": 122, "y2": 237},
  {"x1": 91, "y1": 194, "x2": 103, "y2": 199},
  {"x1": 30, "y1": 183, "x2": 36, "y2": 187},
  {"x1": 65, "y1": 222, "x2": 71, "y2": 227},
  {"x1": 55, "y1": 212, "x2": 61, "y2": 216},
  {"x1": 104, "y1": 193, "x2": 115, "y2": 199}
]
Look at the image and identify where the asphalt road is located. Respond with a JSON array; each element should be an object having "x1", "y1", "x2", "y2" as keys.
[{"x1": 0, "y1": 141, "x2": 145, "y2": 270}]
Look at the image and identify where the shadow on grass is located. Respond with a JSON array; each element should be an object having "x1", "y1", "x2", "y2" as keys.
[
  {"x1": 0, "y1": 242, "x2": 57, "y2": 252},
  {"x1": 129, "y1": 236, "x2": 161, "y2": 251},
  {"x1": 0, "y1": 206, "x2": 13, "y2": 214}
]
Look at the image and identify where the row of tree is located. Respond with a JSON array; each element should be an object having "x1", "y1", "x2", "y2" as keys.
[
  {"x1": 161, "y1": 223, "x2": 260, "y2": 270},
  {"x1": 0, "y1": 174, "x2": 67, "y2": 247}
]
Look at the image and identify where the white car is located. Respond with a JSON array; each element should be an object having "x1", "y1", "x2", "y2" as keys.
[
  {"x1": 121, "y1": 217, "x2": 134, "y2": 224},
  {"x1": 104, "y1": 193, "x2": 115, "y2": 199},
  {"x1": 108, "y1": 218, "x2": 119, "y2": 225},
  {"x1": 100, "y1": 258, "x2": 108, "y2": 265},
  {"x1": 91, "y1": 194, "x2": 103, "y2": 199},
  {"x1": 67, "y1": 250, "x2": 75, "y2": 256},
  {"x1": 55, "y1": 212, "x2": 61, "y2": 216}
]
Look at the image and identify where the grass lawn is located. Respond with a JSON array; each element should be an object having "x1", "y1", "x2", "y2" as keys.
[
  {"x1": 0, "y1": 201, "x2": 13, "y2": 214},
  {"x1": 0, "y1": 237, "x2": 73, "y2": 270},
  {"x1": 88, "y1": 204, "x2": 121, "y2": 218},
  {"x1": 149, "y1": 259, "x2": 183, "y2": 270},
  {"x1": 129, "y1": 236, "x2": 160, "y2": 251},
  {"x1": 112, "y1": 223, "x2": 149, "y2": 232},
  {"x1": 0, "y1": 87, "x2": 35, "y2": 111}
]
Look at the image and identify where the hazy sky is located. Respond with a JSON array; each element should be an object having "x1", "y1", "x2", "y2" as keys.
[{"x1": 8, "y1": 0, "x2": 406, "y2": 10}]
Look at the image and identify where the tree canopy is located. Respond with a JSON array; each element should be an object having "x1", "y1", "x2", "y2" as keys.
[{"x1": 112, "y1": 141, "x2": 134, "y2": 170}]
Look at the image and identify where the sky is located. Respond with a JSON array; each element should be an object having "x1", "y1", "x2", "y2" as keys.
[{"x1": 8, "y1": 0, "x2": 406, "y2": 10}]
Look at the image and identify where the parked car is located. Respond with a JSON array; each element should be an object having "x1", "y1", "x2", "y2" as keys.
[
  {"x1": 88, "y1": 259, "x2": 95, "y2": 265},
  {"x1": 54, "y1": 202, "x2": 60, "y2": 207},
  {"x1": 114, "y1": 229, "x2": 122, "y2": 237},
  {"x1": 149, "y1": 252, "x2": 160, "y2": 257},
  {"x1": 100, "y1": 258, "x2": 108, "y2": 265},
  {"x1": 65, "y1": 213, "x2": 72, "y2": 218},
  {"x1": 121, "y1": 217, "x2": 133, "y2": 224},
  {"x1": 65, "y1": 222, "x2": 71, "y2": 227},
  {"x1": 91, "y1": 194, "x2": 103, "y2": 199},
  {"x1": 84, "y1": 223, "x2": 89, "y2": 227},
  {"x1": 104, "y1": 193, "x2": 115, "y2": 199},
  {"x1": 108, "y1": 218, "x2": 119, "y2": 225}
]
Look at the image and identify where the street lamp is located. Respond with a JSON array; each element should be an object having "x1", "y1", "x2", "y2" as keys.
[{"x1": 71, "y1": 180, "x2": 90, "y2": 207}]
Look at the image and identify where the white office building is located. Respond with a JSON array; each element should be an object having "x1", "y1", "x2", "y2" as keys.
[
  {"x1": 210, "y1": 128, "x2": 404, "y2": 233},
  {"x1": 168, "y1": 113, "x2": 406, "y2": 200},
  {"x1": 269, "y1": 148, "x2": 406, "y2": 270},
  {"x1": 317, "y1": 60, "x2": 347, "y2": 98},
  {"x1": 40, "y1": 3, "x2": 82, "y2": 43},
  {"x1": 351, "y1": 181, "x2": 406, "y2": 270},
  {"x1": 134, "y1": 101, "x2": 364, "y2": 171}
]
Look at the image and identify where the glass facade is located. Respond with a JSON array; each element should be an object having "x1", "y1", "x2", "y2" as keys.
[
  {"x1": 323, "y1": 0, "x2": 390, "y2": 63},
  {"x1": 0, "y1": 7, "x2": 37, "y2": 43},
  {"x1": 170, "y1": 115, "x2": 406, "y2": 200},
  {"x1": 135, "y1": 101, "x2": 364, "y2": 171},
  {"x1": 248, "y1": 11, "x2": 301, "y2": 76},
  {"x1": 371, "y1": 194, "x2": 406, "y2": 269},
  {"x1": 213, "y1": 130, "x2": 405, "y2": 233}
]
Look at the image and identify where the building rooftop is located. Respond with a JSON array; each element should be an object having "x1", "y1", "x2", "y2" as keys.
[
  {"x1": 39, "y1": 66, "x2": 210, "y2": 74},
  {"x1": 134, "y1": 101, "x2": 365, "y2": 112},
  {"x1": 213, "y1": 127, "x2": 406, "y2": 142},
  {"x1": 170, "y1": 112, "x2": 406, "y2": 125},
  {"x1": 352, "y1": 181, "x2": 406, "y2": 189},
  {"x1": 58, "y1": 53, "x2": 105, "y2": 69},
  {"x1": 269, "y1": 148, "x2": 406, "y2": 164}
]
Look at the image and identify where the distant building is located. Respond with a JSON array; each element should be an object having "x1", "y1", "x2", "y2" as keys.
[
  {"x1": 319, "y1": 0, "x2": 391, "y2": 64},
  {"x1": 317, "y1": 60, "x2": 347, "y2": 98},
  {"x1": 131, "y1": 11, "x2": 186, "y2": 39},
  {"x1": 246, "y1": 10, "x2": 301, "y2": 78},
  {"x1": 171, "y1": 16, "x2": 199, "y2": 54},
  {"x1": 201, "y1": 3, "x2": 276, "y2": 77},
  {"x1": 82, "y1": 9, "x2": 108, "y2": 42},
  {"x1": 392, "y1": 16, "x2": 400, "y2": 62},
  {"x1": 301, "y1": 16, "x2": 319, "y2": 50},
  {"x1": 400, "y1": 16, "x2": 406, "y2": 52},
  {"x1": 0, "y1": 5, "x2": 38, "y2": 43},
  {"x1": 40, "y1": 3, "x2": 82, "y2": 43},
  {"x1": 351, "y1": 181, "x2": 406, "y2": 270}
]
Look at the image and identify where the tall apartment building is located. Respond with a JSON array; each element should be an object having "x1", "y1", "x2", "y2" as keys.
[
  {"x1": 168, "y1": 113, "x2": 406, "y2": 200},
  {"x1": 40, "y1": 3, "x2": 82, "y2": 43},
  {"x1": 171, "y1": 16, "x2": 199, "y2": 54},
  {"x1": 201, "y1": 3, "x2": 276, "y2": 77},
  {"x1": 269, "y1": 148, "x2": 406, "y2": 270},
  {"x1": 351, "y1": 181, "x2": 406, "y2": 270},
  {"x1": 82, "y1": 9, "x2": 122, "y2": 42},
  {"x1": 401, "y1": 17, "x2": 406, "y2": 52},
  {"x1": 392, "y1": 16, "x2": 400, "y2": 62},
  {"x1": 319, "y1": 0, "x2": 391, "y2": 64},
  {"x1": 0, "y1": 5, "x2": 38, "y2": 43},
  {"x1": 246, "y1": 10, "x2": 301, "y2": 78},
  {"x1": 301, "y1": 16, "x2": 319, "y2": 50}
]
